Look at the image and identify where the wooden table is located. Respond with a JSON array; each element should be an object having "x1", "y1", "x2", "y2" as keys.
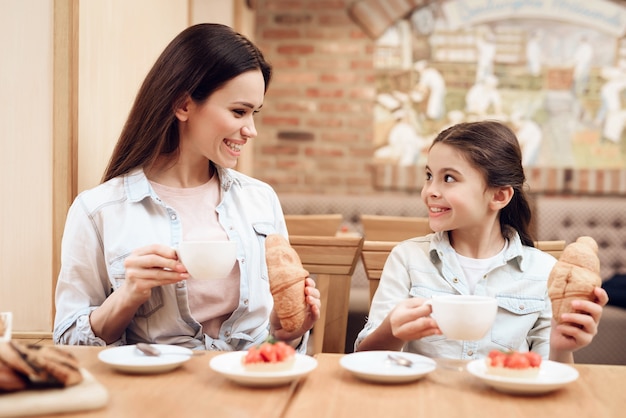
[
  {"x1": 8, "y1": 347, "x2": 626, "y2": 418},
  {"x1": 286, "y1": 354, "x2": 626, "y2": 418}
]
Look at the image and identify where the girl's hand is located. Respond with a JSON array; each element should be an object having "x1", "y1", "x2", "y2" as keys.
[
  {"x1": 271, "y1": 277, "x2": 321, "y2": 344},
  {"x1": 388, "y1": 298, "x2": 441, "y2": 342},
  {"x1": 122, "y1": 244, "x2": 189, "y2": 304},
  {"x1": 550, "y1": 287, "x2": 609, "y2": 359}
]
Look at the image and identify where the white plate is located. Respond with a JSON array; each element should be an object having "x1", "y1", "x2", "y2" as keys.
[
  {"x1": 467, "y1": 359, "x2": 579, "y2": 395},
  {"x1": 98, "y1": 344, "x2": 192, "y2": 374},
  {"x1": 209, "y1": 351, "x2": 317, "y2": 387},
  {"x1": 339, "y1": 351, "x2": 436, "y2": 384}
]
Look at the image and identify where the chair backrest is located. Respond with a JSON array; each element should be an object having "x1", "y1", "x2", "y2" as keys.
[
  {"x1": 284, "y1": 214, "x2": 343, "y2": 236},
  {"x1": 360, "y1": 214, "x2": 432, "y2": 241},
  {"x1": 534, "y1": 240, "x2": 566, "y2": 259},
  {"x1": 360, "y1": 240, "x2": 397, "y2": 307},
  {"x1": 361, "y1": 239, "x2": 566, "y2": 308},
  {"x1": 290, "y1": 234, "x2": 364, "y2": 354}
]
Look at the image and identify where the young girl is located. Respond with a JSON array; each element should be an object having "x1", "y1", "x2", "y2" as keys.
[
  {"x1": 53, "y1": 24, "x2": 320, "y2": 352},
  {"x1": 355, "y1": 120, "x2": 607, "y2": 363}
]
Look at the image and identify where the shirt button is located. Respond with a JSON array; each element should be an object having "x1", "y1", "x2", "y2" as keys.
[
  {"x1": 177, "y1": 282, "x2": 185, "y2": 288},
  {"x1": 519, "y1": 305, "x2": 525, "y2": 310},
  {"x1": 453, "y1": 278, "x2": 459, "y2": 283},
  {"x1": 170, "y1": 214, "x2": 177, "y2": 220},
  {"x1": 468, "y1": 350, "x2": 474, "y2": 356},
  {"x1": 225, "y1": 331, "x2": 231, "y2": 337},
  {"x1": 483, "y1": 274, "x2": 488, "y2": 279},
  {"x1": 243, "y1": 299, "x2": 249, "y2": 305},
  {"x1": 240, "y1": 258, "x2": 245, "y2": 264}
]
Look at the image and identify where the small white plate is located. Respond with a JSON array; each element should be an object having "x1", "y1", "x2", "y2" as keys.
[
  {"x1": 467, "y1": 359, "x2": 579, "y2": 395},
  {"x1": 209, "y1": 351, "x2": 317, "y2": 387},
  {"x1": 98, "y1": 344, "x2": 192, "y2": 374},
  {"x1": 339, "y1": 351, "x2": 436, "y2": 384}
]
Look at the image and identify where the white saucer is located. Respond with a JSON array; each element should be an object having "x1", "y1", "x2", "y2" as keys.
[
  {"x1": 339, "y1": 351, "x2": 436, "y2": 384},
  {"x1": 209, "y1": 351, "x2": 317, "y2": 387},
  {"x1": 467, "y1": 359, "x2": 579, "y2": 395},
  {"x1": 98, "y1": 344, "x2": 192, "y2": 374}
]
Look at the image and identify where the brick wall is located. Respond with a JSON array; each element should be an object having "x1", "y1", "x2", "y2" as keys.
[
  {"x1": 253, "y1": 0, "x2": 379, "y2": 194},
  {"x1": 251, "y1": 0, "x2": 626, "y2": 196}
]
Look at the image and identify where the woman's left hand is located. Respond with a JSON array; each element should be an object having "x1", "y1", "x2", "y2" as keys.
[
  {"x1": 550, "y1": 286, "x2": 609, "y2": 359},
  {"x1": 271, "y1": 277, "x2": 321, "y2": 345}
]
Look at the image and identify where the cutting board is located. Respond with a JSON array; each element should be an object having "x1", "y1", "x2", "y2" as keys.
[{"x1": 0, "y1": 369, "x2": 109, "y2": 417}]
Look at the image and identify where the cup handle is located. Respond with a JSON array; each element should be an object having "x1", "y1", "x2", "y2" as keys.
[{"x1": 423, "y1": 299, "x2": 435, "y2": 319}]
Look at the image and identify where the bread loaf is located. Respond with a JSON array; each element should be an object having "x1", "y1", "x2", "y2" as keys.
[
  {"x1": 0, "y1": 341, "x2": 83, "y2": 392},
  {"x1": 265, "y1": 234, "x2": 308, "y2": 332},
  {"x1": 547, "y1": 236, "x2": 602, "y2": 323}
]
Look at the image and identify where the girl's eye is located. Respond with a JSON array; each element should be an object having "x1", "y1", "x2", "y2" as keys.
[
  {"x1": 444, "y1": 174, "x2": 455, "y2": 183},
  {"x1": 233, "y1": 109, "x2": 246, "y2": 117},
  {"x1": 424, "y1": 172, "x2": 432, "y2": 181}
]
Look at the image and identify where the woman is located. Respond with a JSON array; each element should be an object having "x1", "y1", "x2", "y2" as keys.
[
  {"x1": 54, "y1": 23, "x2": 320, "y2": 352},
  {"x1": 355, "y1": 120, "x2": 607, "y2": 362}
]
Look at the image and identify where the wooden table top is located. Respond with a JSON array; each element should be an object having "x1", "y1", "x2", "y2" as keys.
[{"x1": 6, "y1": 347, "x2": 626, "y2": 418}]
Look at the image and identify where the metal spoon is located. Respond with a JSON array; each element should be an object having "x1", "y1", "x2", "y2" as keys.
[
  {"x1": 135, "y1": 342, "x2": 204, "y2": 357},
  {"x1": 387, "y1": 353, "x2": 413, "y2": 368}
]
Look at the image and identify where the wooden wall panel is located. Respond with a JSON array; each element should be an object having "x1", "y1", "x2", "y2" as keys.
[{"x1": 0, "y1": 0, "x2": 54, "y2": 332}]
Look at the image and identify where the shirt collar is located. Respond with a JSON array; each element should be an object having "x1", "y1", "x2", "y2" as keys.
[
  {"x1": 123, "y1": 164, "x2": 238, "y2": 203},
  {"x1": 428, "y1": 228, "x2": 527, "y2": 271}
]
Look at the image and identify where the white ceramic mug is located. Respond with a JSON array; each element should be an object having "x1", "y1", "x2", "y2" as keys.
[
  {"x1": 0, "y1": 312, "x2": 12, "y2": 342},
  {"x1": 177, "y1": 241, "x2": 237, "y2": 280},
  {"x1": 425, "y1": 295, "x2": 498, "y2": 341}
]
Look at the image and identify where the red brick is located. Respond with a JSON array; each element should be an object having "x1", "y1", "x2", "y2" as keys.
[
  {"x1": 276, "y1": 45, "x2": 315, "y2": 54},
  {"x1": 261, "y1": 116, "x2": 300, "y2": 126}
]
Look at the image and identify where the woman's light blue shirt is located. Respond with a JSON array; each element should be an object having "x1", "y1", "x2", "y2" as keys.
[{"x1": 53, "y1": 167, "x2": 307, "y2": 351}]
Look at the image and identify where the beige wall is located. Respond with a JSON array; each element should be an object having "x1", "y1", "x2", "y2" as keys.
[
  {"x1": 2, "y1": 0, "x2": 239, "y2": 333},
  {"x1": 0, "y1": 0, "x2": 54, "y2": 333},
  {"x1": 77, "y1": 0, "x2": 189, "y2": 192}
]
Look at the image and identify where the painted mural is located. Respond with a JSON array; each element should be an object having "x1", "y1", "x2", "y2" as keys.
[{"x1": 371, "y1": 0, "x2": 626, "y2": 171}]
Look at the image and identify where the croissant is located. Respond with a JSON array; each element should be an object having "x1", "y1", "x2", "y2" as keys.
[
  {"x1": 0, "y1": 341, "x2": 83, "y2": 392},
  {"x1": 547, "y1": 236, "x2": 602, "y2": 323},
  {"x1": 265, "y1": 234, "x2": 308, "y2": 332}
]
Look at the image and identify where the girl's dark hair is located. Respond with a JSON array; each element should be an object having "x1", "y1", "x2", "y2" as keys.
[
  {"x1": 430, "y1": 120, "x2": 535, "y2": 246},
  {"x1": 102, "y1": 23, "x2": 272, "y2": 182}
]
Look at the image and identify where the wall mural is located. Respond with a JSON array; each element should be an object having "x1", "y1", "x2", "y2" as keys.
[{"x1": 368, "y1": 0, "x2": 626, "y2": 175}]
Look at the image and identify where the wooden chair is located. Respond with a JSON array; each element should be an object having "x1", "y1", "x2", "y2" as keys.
[
  {"x1": 360, "y1": 214, "x2": 432, "y2": 241},
  {"x1": 284, "y1": 214, "x2": 343, "y2": 236},
  {"x1": 290, "y1": 235, "x2": 364, "y2": 354},
  {"x1": 535, "y1": 240, "x2": 566, "y2": 259},
  {"x1": 361, "y1": 239, "x2": 567, "y2": 308},
  {"x1": 360, "y1": 240, "x2": 397, "y2": 307}
]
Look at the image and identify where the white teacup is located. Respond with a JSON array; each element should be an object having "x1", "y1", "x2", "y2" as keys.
[
  {"x1": 0, "y1": 312, "x2": 12, "y2": 342},
  {"x1": 425, "y1": 295, "x2": 498, "y2": 341},
  {"x1": 177, "y1": 241, "x2": 237, "y2": 280}
]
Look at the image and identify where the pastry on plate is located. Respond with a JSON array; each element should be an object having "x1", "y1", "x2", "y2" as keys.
[
  {"x1": 486, "y1": 350, "x2": 542, "y2": 378},
  {"x1": 241, "y1": 339, "x2": 296, "y2": 372}
]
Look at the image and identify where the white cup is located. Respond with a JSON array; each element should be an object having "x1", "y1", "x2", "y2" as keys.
[
  {"x1": 0, "y1": 312, "x2": 12, "y2": 342},
  {"x1": 177, "y1": 241, "x2": 237, "y2": 280},
  {"x1": 425, "y1": 295, "x2": 498, "y2": 341}
]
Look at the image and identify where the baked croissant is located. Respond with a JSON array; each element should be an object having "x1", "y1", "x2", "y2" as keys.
[
  {"x1": 0, "y1": 341, "x2": 83, "y2": 392},
  {"x1": 265, "y1": 234, "x2": 308, "y2": 332},
  {"x1": 547, "y1": 236, "x2": 602, "y2": 323}
]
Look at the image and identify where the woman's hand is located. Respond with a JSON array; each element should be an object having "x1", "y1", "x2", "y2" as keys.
[
  {"x1": 121, "y1": 244, "x2": 189, "y2": 304},
  {"x1": 271, "y1": 277, "x2": 321, "y2": 345},
  {"x1": 550, "y1": 286, "x2": 609, "y2": 362},
  {"x1": 388, "y1": 297, "x2": 441, "y2": 342}
]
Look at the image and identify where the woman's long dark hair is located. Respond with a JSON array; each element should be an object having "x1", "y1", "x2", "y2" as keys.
[
  {"x1": 430, "y1": 120, "x2": 535, "y2": 246},
  {"x1": 102, "y1": 23, "x2": 272, "y2": 182}
]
